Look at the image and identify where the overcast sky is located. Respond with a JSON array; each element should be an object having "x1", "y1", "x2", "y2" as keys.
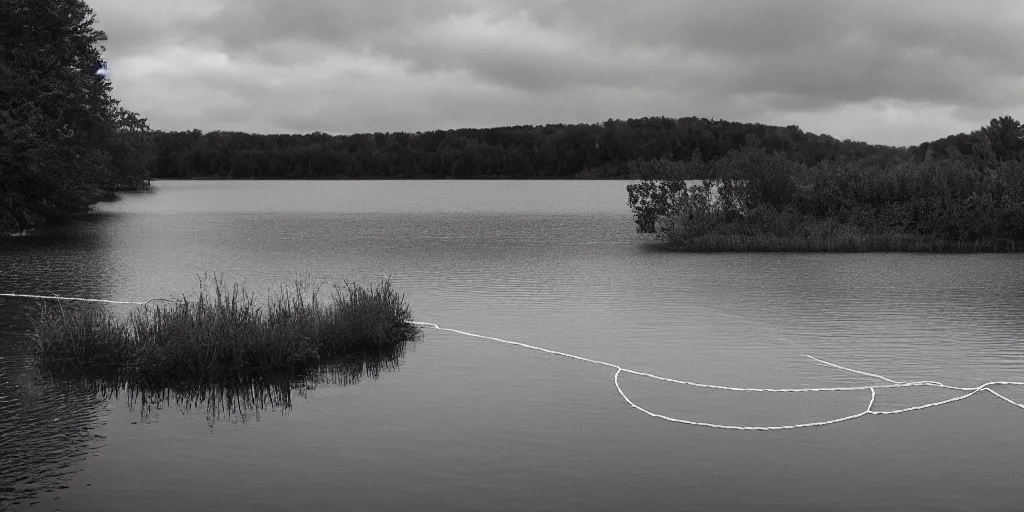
[{"x1": 91, "y1": 0, "x2": 1024, "y2": 146}]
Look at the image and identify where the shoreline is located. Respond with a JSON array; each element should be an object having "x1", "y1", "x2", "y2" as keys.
[{"x1": 657, "y1": 235, "x2": 1021, "y2": 253}]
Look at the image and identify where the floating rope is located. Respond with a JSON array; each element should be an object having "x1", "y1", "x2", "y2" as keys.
[
  {"x1": 3, "y1": 292, "x2": 1022, "y2": 430},
  {"x1": 410, "y1": 321, "x2": 1024, "y2": 431},
  {"x1": 0, "y1": 293, "x2": 177, "y2": 306}
]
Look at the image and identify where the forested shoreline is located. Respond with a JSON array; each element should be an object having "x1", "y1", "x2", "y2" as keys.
[
  {"x1": 147, "y1": 118, "x2": 904, "y2": 180},
  {"x1": 627, "y1": 116, "x2": 1024, "y2": 252}
]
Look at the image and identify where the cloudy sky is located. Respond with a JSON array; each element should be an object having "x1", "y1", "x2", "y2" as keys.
[{"x1": 91, "y1": 0, "x2": 1024, "y2": 146}]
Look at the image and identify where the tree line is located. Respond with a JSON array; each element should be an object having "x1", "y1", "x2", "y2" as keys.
[{"x1": 147, "y1": 118, "x2": 902, "y2": 180}]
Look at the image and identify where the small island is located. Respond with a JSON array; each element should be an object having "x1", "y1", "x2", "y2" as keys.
[
  {"x1": 627, "y1": 117, "x2": 1024, "y2": 252},
  {"x1": 31, "y1": 277, "x2": 420, "y2": 386}
]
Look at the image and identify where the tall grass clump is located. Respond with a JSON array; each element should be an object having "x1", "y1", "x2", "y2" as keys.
[
  {"x1": 30, "y1": 277, "x2": 419, "y2": 386},
  {"x1": 319, "y1": 280, "x2": 417, "y2": 358},
  {"x1": 31, "y1": 305, "x2": 135, "y2": 379}
]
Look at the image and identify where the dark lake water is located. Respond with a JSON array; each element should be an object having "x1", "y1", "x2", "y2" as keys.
[{"x1": 2, "y1": 180, "x2": 1024, "y2": 511}]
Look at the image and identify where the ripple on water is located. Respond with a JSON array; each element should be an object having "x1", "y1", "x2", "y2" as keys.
[
  {"x1": 2, "y1": 182, "x2": 1024, "y2": 511},
  {"x1": 0, "y1": 353, "x2": 106, "y2": 507}
]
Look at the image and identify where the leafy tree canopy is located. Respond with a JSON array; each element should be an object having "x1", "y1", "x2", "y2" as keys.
[{"x1": 1, "y1": 0, "x2": 152, "y2": 234}]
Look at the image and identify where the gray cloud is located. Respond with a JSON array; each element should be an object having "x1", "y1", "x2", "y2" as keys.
[{"x1": 90, "y1": 0, "x2": 1024, "y2": 145}]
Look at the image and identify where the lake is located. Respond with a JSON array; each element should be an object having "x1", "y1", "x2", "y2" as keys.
[{"x1": 2, "y1": 180, "x2": 1024, "y2": 511}]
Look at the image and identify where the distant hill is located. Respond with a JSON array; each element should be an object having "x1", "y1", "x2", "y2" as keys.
[{"x1": 148, "y1": 117, "x2": 906, "y2": 180}]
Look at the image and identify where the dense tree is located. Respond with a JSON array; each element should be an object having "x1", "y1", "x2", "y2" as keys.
[
  {"x1": 629, "y1": 118, "x2": 1024, "y2": 251},
  {"x1": 0, "y1": 0, "x2": 152, "y2": 234},
  {"x1": 913, "y1": 115, "x2": 1024, "y2": 164},
  {"x1": 145, "y1": 118, "x2": 905, "y2": 180},
  {"x1": 980, "y1": 116, "x2": 1024, "y2": 162}
]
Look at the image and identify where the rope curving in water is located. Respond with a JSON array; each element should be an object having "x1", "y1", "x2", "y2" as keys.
[
  {"x1": 409, "y1": 321, "x2": 1024, "y2": 431},
  {"x1": 3, "y1": 292, "x2": 1022, "y2": 430}
]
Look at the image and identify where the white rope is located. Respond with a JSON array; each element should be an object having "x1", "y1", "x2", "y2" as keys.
[
  {"x1": 0, "y1": 293, "x2": 176, "y2": 305},
  {"x1": 4, "y1": 291, "x2": 1022, "y2": 429},
  {"x1": 804, "y1": 354, "x2": 899, "y2": 384},
  {"x1": 410, "y1": 321, "x2": 1024, "y2": 430}
]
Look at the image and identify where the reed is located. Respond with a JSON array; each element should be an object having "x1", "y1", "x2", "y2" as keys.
[{"x1": 30, "y1": 277, "x2": 419, "y2": 386}]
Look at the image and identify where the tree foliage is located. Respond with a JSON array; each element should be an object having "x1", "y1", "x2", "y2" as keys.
[
  {"x1": 0, "y1": 0, "x2": 152, "y2": 234},
  {"x1": 146, "y1": 118, "x2": 902, "y2": 180},
  {"x1": 629, "y1": 117, "x2": 1024, "y2": 251},
  {"x1": 912, "y1": 116, "x2": 1024, "y2": 165}
]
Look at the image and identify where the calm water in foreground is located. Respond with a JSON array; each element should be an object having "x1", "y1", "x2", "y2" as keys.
[{"x1": 2, "y1": 180, "x2": 1024, "y2": 511}]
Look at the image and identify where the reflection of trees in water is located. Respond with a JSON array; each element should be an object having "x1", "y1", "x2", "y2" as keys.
[{"x1": 79, "y1": 339, "x2": 414, "y2": 429}]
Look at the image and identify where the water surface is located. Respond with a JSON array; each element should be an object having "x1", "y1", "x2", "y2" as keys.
[{"x1": 2, "y1": 180, "x2": 1024, "y2": 511}]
